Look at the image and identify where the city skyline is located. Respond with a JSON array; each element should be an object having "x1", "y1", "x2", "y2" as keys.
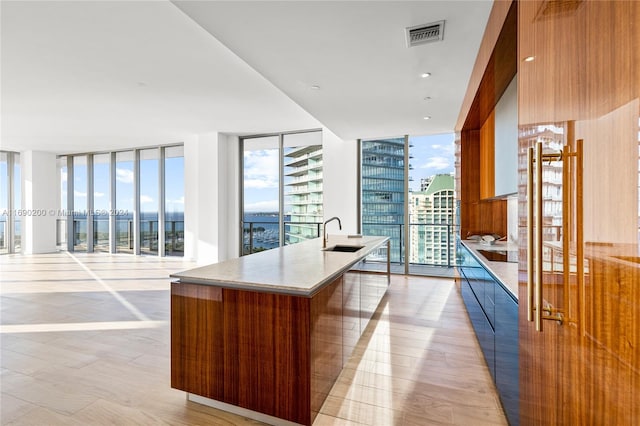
[{"x1": 242, "y1": 132, "x2": 455, "y2": 213}]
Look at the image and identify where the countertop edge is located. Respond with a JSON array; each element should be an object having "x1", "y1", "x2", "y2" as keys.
[
  {"x1": 460, "y1": 240, "x2": 519, "y2": 301},
  {"x1": 170, "y1": 236, "x2": 389, "y2": 298}
]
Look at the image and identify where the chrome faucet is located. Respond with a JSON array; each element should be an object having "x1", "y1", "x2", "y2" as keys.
[{"x1": 323, "y1": 217, "x2": 342, "y2": 248}]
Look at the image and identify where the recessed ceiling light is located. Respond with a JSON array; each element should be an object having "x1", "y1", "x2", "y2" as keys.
[
  {"x1": 423, "y1": 116, "x2": 432, "y2": 120},
  {"x1": 523, "y1": 56, "x2": 535, "y2": 62},
  {"x1": 423, "y1": 96, "x2": 432, "y2": 100},
  {"x1": 420, "y1": 72, "x2": 431, "y2": 78},
  {"x1": 310, "y1": 85, "x2": 321, "y2": 90}
]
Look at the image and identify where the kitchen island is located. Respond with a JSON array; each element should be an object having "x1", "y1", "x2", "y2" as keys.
[{"x1": 170, "y1": 235, "x2": 390, "y2": 426}]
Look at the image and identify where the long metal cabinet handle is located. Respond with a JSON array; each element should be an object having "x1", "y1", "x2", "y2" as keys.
[
  {"x1": 535, "y1": 142, "x2": 544, "y2": 331},
  {"x1": 576, "y1": 139, "x2": 584, "y2": 335},
  {"x1": 527, "y1": 147, "x2": 535, "y2": 323}
]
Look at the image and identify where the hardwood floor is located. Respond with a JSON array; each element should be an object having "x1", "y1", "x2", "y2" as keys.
[{"x1": 0, "y1": 252, "x2": 507, "y2": 425}]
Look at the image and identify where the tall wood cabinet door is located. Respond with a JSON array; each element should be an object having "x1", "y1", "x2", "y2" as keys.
[{"x1": 518, "y1": 1, "x2": 640, "y2": 425}]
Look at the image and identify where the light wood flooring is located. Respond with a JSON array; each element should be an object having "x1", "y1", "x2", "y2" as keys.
[{"x1": 0, "y1": 252, "x2": 507, "y2": 425}]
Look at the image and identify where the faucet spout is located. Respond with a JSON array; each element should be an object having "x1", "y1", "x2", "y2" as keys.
[{"x1": 323, "y1": 217, "x2": 342, "y2": 248}]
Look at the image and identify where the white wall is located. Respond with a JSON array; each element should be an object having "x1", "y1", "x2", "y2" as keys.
[
  {"x1": 494, "y1": 75, "x2": 518, "y2": 196},
  {"x1": 22, "y1": 151, "x2": 57, "y2": 254},
  {"x1": 322, "y1": 128, "x2": 358, "y2": 234},
  {"x1": 184, "y1": 132, "x2": 239, "y2": 264}
]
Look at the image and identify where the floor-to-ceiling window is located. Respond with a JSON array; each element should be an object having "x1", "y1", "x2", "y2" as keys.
[
  {"x1": 242, "y1": 135, "x2": 280, "y2": 254},
  {"x1": 0, "y1": 151, "x2": 21, "y2": 255},
  {"x1": 93, "y1": 153, "x2": 110, "y2": 252},
  {"x1": 408, "y1": 133, "x2": 456, "y2": 275},
  {"x1": 164, "y1": 146, "x2": 184, "y2": 256},
  {"x1": 361, "y1": 137, "x2": 406, "y2": 264},
  {"x1": 73, "y1": 155, "x2": 88, "y2": 251},
  {"x1": 360, "y1": 134, "x2": 456, "y2": 277},
  {"x1": 139, "y1": 148, "x2": 159, "y2": 255},
  {"x1": 0, "y1": 152, "x2": 9, "y2": 254},
  {"x1": 115, "y1": 151, "x2": 134, "y2": 253},
  {"x1": 58, "y1": 145, "x2": 183, "y2": 256},
  {"x1": 283, "y1": 131, "x2": 323, "y2": 245},
  {"x1": 12, "y1": 154, "x2": 21, "y2": 253},
  {"x1": 241, "y1": 129, "x2": 322, "y2": 255},
  {"x1": 56, "y1": 156, "x2": 68, "y2": 250}
]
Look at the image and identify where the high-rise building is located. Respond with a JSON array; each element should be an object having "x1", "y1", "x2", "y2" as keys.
[
  {"x1": 409, "y1": 173, "x2": 455, "y2": 265},
  {"x1": 361, "y1": 137, "x2": 405, "y2": 262},
  {"x1": 284, "y1": 145, "x2": 323, "y2": 244},
  {"x1": 420, "y1": 176, "x2": 433, "y2": 192}
]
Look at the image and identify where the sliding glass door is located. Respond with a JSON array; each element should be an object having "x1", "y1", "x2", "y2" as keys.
[
  {"x1": 360, "y1": 134, "x2": 457, "y2": 276},
  {"x1": 361, "y1": 137, "x2": 406, "y2": 265},
  {"x1": 242, "y1": 136, "x2": 280, "y2": 255},
  {"x1": 241, "y1": 129, "x2": 323, "y2": 255},
  {"x1": 93, "y1": 154, "x2": 110, "y2": 252}
]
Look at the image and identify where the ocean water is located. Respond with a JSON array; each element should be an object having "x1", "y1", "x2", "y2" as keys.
[{"x1": 243, "y1": 213, "x2": 288, "y2": 250}]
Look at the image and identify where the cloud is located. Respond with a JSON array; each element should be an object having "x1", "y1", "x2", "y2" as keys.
[
  {"x1": 94, "y1": 192, "x2": 105, "y2": 198},
  {"x1": 74, "y1": 190, "x2": 87, "y2": 198},
  {"x1": 421, "y1": 156, "x2": 451, "y2": 170},
  {"x1": 244, "y1": 179, "x2": 277, "y2": 189},
  {"x1": 60, "y1": 170, "x2": 68, "y2": 182},
  {"x1": 167, "y1": 196, "x2": 184, "y2": 205},
  {"x1": 243, "y1": 150, "x2": 279, "y2": 189},
  {"x1": 140, "y1": 195, "x2": 154, "y2": 204},
  {"x1": 116, "y1": 168, "x2": 134, "y2": 184},
  {"x1": 430, "y1": 143, "x2": 455, "y2": 154},
  {"x1": 244, "y1": 200, "x2": 278, "y2": 212}
]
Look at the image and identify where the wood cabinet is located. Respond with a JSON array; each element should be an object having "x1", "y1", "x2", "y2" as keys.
[
  {"x1": 171, "y1": 267, "x2": 389, "y2": 426},
  {"x1": 456, "y1": 1, "x2": 516, "y2": 239},
  {"x1": 518, "y1": 1, "x2": 640, "y2": 424}
]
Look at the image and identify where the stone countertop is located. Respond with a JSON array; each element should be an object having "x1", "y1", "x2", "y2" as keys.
[
  {"x1": 170, "y1": 235, "x2": 389, "y2": 297},
  {"x1": 461, "y1": 240, "x2": 520, "y2": 300}
]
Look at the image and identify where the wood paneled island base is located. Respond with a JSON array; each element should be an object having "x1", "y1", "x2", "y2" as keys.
[{"x1": 170, "y1": 236, "x2": 390, "y2": 425}]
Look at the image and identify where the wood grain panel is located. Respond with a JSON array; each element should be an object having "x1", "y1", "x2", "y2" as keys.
[
  {"x1": 342, "y1": 270, "x2": 361, "y2": 365},
  {"x1": 457, "y1": 2, "x2": 516, "y2": 239},
  {"x1": 456, "y1": 0, "x2": 515, "y2": 131},
  {"x1": 479, "y1": 198, "x2": 507, "y2": 238},
  {"x1": 310, "y1": 276, "x2": 343, "y2": 422},
  {"x1": 172, "y1": 270, "x2": 389, "y2": 425},
  {"x1": 518, "y1": 1, "x2": 640, "y2": 424},
  {"x1": 460, "y1": 2, "x2": 517, "y2": 132},
  {"x1": 480, "y1": 110, "x2": 496, "y2": 199},
  {"x1": 585, "y1": 257, "x2": 640, "y2": 424},
  {"x1": 223, "y1": 289, "x2": 312, "y2": 424},
  {"x1": 459, "y1": 130, "x2": 481, "y2": 238},
  {"x1": 170, "y1": 282, "x2": 224, "y2": 399}
]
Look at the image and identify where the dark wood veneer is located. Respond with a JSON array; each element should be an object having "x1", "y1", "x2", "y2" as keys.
[{"x1": 171, "y1": 270, "x2": 387, "y2": 426}]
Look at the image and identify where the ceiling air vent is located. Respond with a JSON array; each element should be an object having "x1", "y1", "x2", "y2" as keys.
[{"x1": 406, "y1": 21, "x2": 445, "y2": 47}]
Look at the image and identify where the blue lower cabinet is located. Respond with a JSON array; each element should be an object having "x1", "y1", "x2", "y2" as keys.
[
  {"x1": 494, "y1": 283, "x2": 519, "y2": 426},
  {"x1": 458, "y1": 242, "x2": 519, "y2": 426}
]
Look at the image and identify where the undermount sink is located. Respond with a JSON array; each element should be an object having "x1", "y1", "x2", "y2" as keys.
[{"x1": 323, "y1": 244, "x2": 364, "y2": 253}]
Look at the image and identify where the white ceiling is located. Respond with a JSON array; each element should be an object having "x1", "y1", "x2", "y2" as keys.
[{"x1": 1, "y1": 1, "x2": 492, "y2": 154}]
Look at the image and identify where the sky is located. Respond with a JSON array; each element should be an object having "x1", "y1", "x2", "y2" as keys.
[{"x1": 408, "y1": 133, "x2": 455, "y2": 192}]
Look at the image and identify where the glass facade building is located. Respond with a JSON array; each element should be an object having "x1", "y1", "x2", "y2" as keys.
[{"x1": 361, "y1": 137, "x2": 405, "y2": 262}]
